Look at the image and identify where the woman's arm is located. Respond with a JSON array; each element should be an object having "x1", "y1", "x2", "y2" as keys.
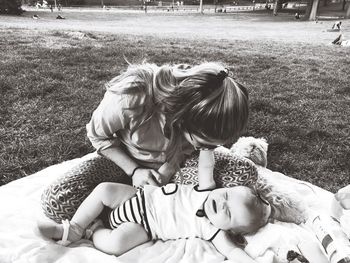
[
  {"x1": 101, "y1": 147, "x2": 162, "y2": 187},
  {"x1": 212, "y1": 231, "x2": 257, "y2": 263},
  {"x1": 197, "y1": 149, "x2": 216, "y2": 190},
  {"x1": 87, "y1": 91, "x2": 162, "y2": 187}
]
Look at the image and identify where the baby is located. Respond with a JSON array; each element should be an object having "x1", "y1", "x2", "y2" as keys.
[{"x1": 38, "y1": 150, "x2": 303, "y2": 262}]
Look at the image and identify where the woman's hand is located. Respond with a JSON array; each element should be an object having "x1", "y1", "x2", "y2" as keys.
[{"x1": 132, "y1": 168, "x2": 162, "y2": 188}]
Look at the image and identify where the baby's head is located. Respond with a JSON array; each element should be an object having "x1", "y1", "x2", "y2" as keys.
[{"x1": 204, "y1": 186, "x2": 271, "y2": 235}]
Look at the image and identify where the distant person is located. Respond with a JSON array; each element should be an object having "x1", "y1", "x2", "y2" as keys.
[
  {"x1": 295, "y1": 12, "x2": 300, "y2": 19},
  {"x1": 56, "y1": 14, "x2": 65, "y2": 19},
  {"x1": 332, "y1": 21, "x2": 342, "y2": 31},
  {"x1": 332, "y1": 34, "x2": 350, "y2": 46},
  {"x1": 50, "y1": 4, "x2": 53, "y2": 12},
  {"x1": 332, "y1": 33, "x2": 343, "y2": 45}
]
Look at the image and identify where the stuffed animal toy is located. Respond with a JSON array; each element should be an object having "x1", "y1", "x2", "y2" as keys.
[{"x1": 230, "y1": 136, "x2": 268, "y2": 168}]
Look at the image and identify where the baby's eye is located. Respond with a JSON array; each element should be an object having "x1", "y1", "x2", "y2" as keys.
[
  {"x1": 227, "y1": 210, "x2": 232, "y2": 220},
  {"x1": 226, "y1": 207, "x2": 231, "y2": 217}
]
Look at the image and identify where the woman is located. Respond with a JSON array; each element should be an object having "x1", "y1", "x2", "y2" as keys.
[{"x1": 41, "y1": 61, "x2": 253, "y2": 223}]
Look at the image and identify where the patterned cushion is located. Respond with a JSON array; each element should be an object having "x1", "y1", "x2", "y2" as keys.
[
  {"x1": 41, "y1": 156, "x2": 131, "y2": 223},
  {"x1": 41, "y1": 148, "x2": 257, "y2": 223},
  {"x1": 171, "y1": 149, "x2": 257, "y2": 188}
]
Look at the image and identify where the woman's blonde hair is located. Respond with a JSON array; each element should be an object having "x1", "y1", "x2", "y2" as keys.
[{"x1": 106, "y1": 62, "x2": 249, "y2": 166}]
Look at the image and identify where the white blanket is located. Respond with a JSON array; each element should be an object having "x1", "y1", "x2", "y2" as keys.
[{"x1": 0, "y1": 153, "x2": 347, "y2": 263}]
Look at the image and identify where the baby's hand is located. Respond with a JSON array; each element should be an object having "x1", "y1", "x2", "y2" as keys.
[
  {"x1": 157, "y1": 162, "x2": 176, "y2": 185},
  {"x1": 335, "y1": 185, "x2": 350, "y2": 210},
  {"x1": 132, "y1": 168, "x2": 162, "y2": 187}
]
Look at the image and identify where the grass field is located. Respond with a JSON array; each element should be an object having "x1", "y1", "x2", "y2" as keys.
[{"x1": 0, "y1": 11, "x2": 349, "y2": 192}]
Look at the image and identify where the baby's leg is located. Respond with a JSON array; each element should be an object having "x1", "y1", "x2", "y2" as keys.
[
  {"x1": 38, "y1": 182, "x2": 136, "y2": 242},
  {"x1": 71, "y1": 182, "x2": 137, "y2": 229},
  {"x1": 92, "y1": 222, "x2": 149, "y2": 256}
]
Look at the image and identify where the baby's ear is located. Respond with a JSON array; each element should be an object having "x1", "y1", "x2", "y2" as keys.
[{"x1": 226, "y1": 231, "x2": 247, "y2": 248}]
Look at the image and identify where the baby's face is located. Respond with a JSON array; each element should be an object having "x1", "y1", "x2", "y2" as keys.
[{"x1": 204, "y1": 186, "x2": 271, "y2": 233}]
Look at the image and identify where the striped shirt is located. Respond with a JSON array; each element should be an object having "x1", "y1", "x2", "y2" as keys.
[
  {"x1": 109, "y1": 189, "x2": 152, "y2": 237},
  {"x1": 109, "y1": 184, "x2": 220, "y2": 241}
]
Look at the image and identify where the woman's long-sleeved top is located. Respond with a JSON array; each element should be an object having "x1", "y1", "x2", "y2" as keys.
[{"x1": 86, "y1": 74, "x2": 192, "y2": 169}]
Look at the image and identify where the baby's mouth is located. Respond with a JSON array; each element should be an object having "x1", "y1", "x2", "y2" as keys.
[{"x1": 212, "y1": 200, "x2": 217, "y2": 213}]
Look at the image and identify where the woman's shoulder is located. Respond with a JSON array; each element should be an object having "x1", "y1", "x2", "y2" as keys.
[
  {"x1": 102, "y1": 90, "x2": 150, "y2": 118},
  {"x1": 106, "y1": 64, "x2": 158, "y2": 107},
  {"x1": 107, "y1": 64, "x2": 157, "y2": 93}
]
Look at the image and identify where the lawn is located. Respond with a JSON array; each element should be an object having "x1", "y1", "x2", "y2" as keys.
[{"x1": 0, "y1": 10, "x2": 349, "y2": 192}]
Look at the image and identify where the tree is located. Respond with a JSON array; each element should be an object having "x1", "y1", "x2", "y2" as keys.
[
  {"x1": 273, "y1": 0, "x2": 282, "y2": 15},
  {"x1": 304, "y1": 0, "x2": 320, "y2": 20},
  {"x1": 0, "y1": 0, "x2": 24, "y2": 14},
  {"x1": 346, "y1": 3, "x2": 350, "y2": 18},
  {"x1": 67, "y1": 0, "x2": 85, "y2": 5}
]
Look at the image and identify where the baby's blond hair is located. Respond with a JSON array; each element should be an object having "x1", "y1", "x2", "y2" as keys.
[{"x1": 255, "y1": 176, "x2": 307, "y2": 225}]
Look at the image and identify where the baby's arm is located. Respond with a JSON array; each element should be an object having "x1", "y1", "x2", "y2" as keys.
[
  {"x1": 335, "y1": 184, "x2": 350, "y2": 209},
  {"x1": 331, "y1": 184, "x2": 350, "y2": 220},
  {"x1": 198, "y1": 149, "x2": 216, "y2": 190},
  {"x1": 158, "y1": 162, "x2": 176, "y2": 185},
  {"x1": 212, "y1": 231, "x2": 257, "y2": 263}
]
